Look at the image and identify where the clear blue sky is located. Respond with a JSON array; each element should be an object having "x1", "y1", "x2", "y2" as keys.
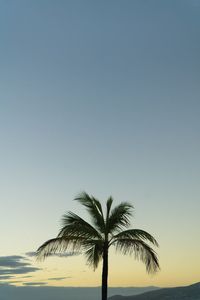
[{"x1": 0, "y1": 0, "x2": 200, "y2": 288}]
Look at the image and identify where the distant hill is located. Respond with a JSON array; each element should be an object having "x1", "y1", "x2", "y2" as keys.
[
  {"x1": 0, "y1": 285, "x2": 158, "y2": 300},
  {"x1": 1, "y1": 283, "x2": 199, "y2": 300},
  {"x1": 109, "y1": 282, "x2": 200, "y2": 300}
]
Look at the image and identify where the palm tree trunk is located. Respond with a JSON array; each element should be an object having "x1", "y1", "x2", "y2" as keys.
[{"x1": 102, "y1": 246, "x2": 108, "y2": 300}]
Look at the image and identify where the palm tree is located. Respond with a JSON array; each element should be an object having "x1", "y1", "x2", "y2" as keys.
[{"x1": 36, "y1": 192, "x2": 159, "y2": 300}]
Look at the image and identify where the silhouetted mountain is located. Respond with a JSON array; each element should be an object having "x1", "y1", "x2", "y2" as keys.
[
  {"x1": 0, "y1": 285, "x2": 157, "y2": 300},
  {"x1": 109, "y1": 282, "x2": 200, "y2": 300}
]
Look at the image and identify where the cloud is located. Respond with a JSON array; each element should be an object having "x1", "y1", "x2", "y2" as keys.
[
  {"x1": 0, "y1": 255, "x2": 41, "y2": 277},
  {"x1": 26, "y1": 251, "x2": 80, "y2": 258},
  {"x1": 23, "y1": 282, "x2": 47, "y2": 286},
  {"x1": 48, "y1": 277, "x2": 71, "y2": 281},
  {"x1": 0, "y1": 282, "x2": 13, "y2": 286},
  {"x1": 0, "y1": 256, "x2": 29, "y2": 268},
  {"x1": 25, "y1": 252, "x2": 36, "y2": 257},
  {"x1": 0, "y1": 275, "x2": 14, "y2": 280},
  {"x1": 0, "y1": 267, "x2": 40, "y2": 275}
]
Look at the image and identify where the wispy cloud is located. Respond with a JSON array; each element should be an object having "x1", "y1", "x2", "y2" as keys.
[
  {"x1": 0, "y1": 256, "x2": 29, "y2": 268},
  {"x1": 0, "y1": 267, "x2": 40, "y2": 275},
  {"x1": 23, "y1": 282, "x2": 47, "y2": 286},
  {"x1": 0, "y1": 255, "x2": 41, "y2": 277},
  {"x1": 0, "y1": 254, "x2": 73, "y2": 287},
  {"x1": 25, "y1": 252, "x2": 37, "y2": 257},
  {"x1": 0, "y1": 275, "x2": 14, "y2": 280},
  {"x1": 48, "y1": 277, "x2": 71, "y2": 281},
  {"x1": 0, "y1": 282, "x2": 13, "y2": 286}
]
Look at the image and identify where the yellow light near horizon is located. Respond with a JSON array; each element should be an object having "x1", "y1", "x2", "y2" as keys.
[{"x1": 10, "y1": 245, "x2": 200, "y2": 288}]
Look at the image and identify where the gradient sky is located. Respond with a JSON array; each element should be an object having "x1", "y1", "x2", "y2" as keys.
[{"x1": 0, "y1": 0, "x2": 200, "y2": 289}]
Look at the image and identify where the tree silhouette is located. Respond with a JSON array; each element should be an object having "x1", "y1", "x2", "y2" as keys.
[{"x1": 36, "y1": 192, "x2": 159, "y2": 300}]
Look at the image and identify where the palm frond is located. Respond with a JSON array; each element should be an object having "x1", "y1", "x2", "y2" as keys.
[
  {"x1": 114, "y1": 238, "x2": 160, "y2": 273},
  {"x1": 75, "y1": 192, "x2": 105, "y2": 232},
  {"x1": 107, "y1": 202, "x2": 133, "y2": 234},
  {"x1": 106, "y1": 197, "x2": 113, "y2": 221},
  {"x1": 111, "y1": 229, "x2": 159, "y2": 247},
  {"x1": 82, "y1": 240, "x2": 103, "y2": 270},
  {"x1": 59, "y1": 212, "x2": 102, "y2": 240},
  {"x1": 36, "y1": 236, "x2": 85, "y2": 261}
]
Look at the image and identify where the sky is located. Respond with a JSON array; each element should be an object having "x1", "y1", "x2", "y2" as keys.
[{"x1": 0, "y1": 0, "x2": 200, "y2": 291}]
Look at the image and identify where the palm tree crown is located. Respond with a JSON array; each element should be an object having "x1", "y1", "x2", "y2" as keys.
[{"x1": 37, "y1": 192, "x2": 159, "y2": 300}]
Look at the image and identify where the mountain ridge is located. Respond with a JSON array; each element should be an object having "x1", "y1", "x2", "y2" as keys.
[
  {"x1": 0, "y1": 285, "x2": 159, "y2": 300},
  {"x1": 109, "y1": 282, "x2": 200, "y2": 300}
]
